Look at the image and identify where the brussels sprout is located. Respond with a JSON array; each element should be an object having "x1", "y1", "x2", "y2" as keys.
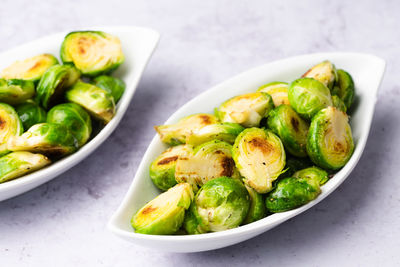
[
  {"x1": 47, "y1": 103, "x2": 92, "y2": 147},
  {"x1": 266, "y1": 176, "x2": 321, "y2": 213},
  {"x1": 60, "y1": 31, "x2": 125, "y2": 76},
  {"x1": 7, "y1": 123, "x2": 78, "y2": 157},
  {"x1": 302, "y1": 60, "x2": 337, "y2": 89},
  {"x1": 233, "y1": 128, "x2": 286, "y2": 193},
  {"x1": 36, "y1": 64, "x2": 81, "y2": 109},
  {"x1": 307, "y1": 106, "x2": 354, "y2": 170},
  {"x1": 93, "y1": 75, "x2": 125, "y2": 102},
  {"x1": 0, "y1": 152, "x2": 51, "y2": 183},
  {"x1": 183, "y1": 205, "x2": 204, "y2": 234},
  {"x1": 175, "y1": 140, "x2": 239, "y2": 192},
  {"x1": 242, "y1": 184, "x2": 265, "y2": 224},
  {"x1": 149, "y1": 145, "x2": 192, "y2": 191},
  {"x1": 131, "y1": 183, "x2": 194, "y2": 235},
  {"x1": 155, "y1": 114, "x2": 219, "y2": 146},
  {"x1": 1, "y1": 54, "x2": 59, "y2": 82},
  {"x1": 0, "y1": 103, "x2": 23, "y2": 156},
  {"x1": 65, "y1": 80, "x2": 115, "y2": 123},
  {"x1": 15, "y1": 101, "x2": 47, "y2": 130},
  {"x1": 279, "y1": 156, "x2": 313, "y2": 178},
  {"x1": 0, "y1": 79, "x2": 35, "y2": 105},
  {"x1": 184, "y1": 177, "x2": 249, "y2": 233},
  {"x1": 267, "y1": 105, "x2": 309, "y2": 157},
  {"x1": 288, "y1": 78, "x2": 332, "y2": 120},
  {"x1": 332, "y1": 69, "x2": 355, "y2": 109},
  {"x1": 216, "y1": 92, "x2": 274, "y2": 127},
  {"x1": 331, "y1": 95, "x2": 347, "y2": 112},
  {"x1": 293, "y1": 166, "x2": 329, "y2": 185},
  {"x1": 186, "y1": 122, "x2": 244, "y2": 146},
  {"x1": 257, "y1": 82, "x2": 290, "y2": 107}
]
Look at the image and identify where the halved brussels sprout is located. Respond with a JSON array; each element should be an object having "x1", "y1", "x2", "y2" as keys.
[
  {"x1": 175, "y1": 140, "x2": 239, "y2": 192},
  {"x1": 267, "y1": 105, "x2": 309, "y2": 157},
  {"x1": 65, "y1": 80, "x2": 115, "y2": 123},
  {"x1": 233, "y1": 128, "x2": 286, "y2": 193},
  {"x1": 15, "y1": 101, "x2": 47, "y2": 130},
  {"x1": 184, "y1": 177, "x2": 249, "y2": 233},
  {"x1": 93, "y1": 75, "x2": 125, "y2": 102},
  {"x1": 155, "y1": 114, "x2": 219, "y2": 146},
  {"x1": 47, "y1": 103, "x2": 92, "y2": 147},
  {"x1": 331, "y1": 95, "x2": 347, "y2": 112},
  {"x1": 302, "y1": 60, "x2": 337, "y2": 89},
  {"x1": 242, "y1": 184, "x2": 265, "y2": 224},
  {"x1": 0, "y1": 103, "x2": 24, "y2": 156},
  {"x1": 149, "y1": 145, "x2": 192, "y2": 191},
  {"x1": 216, "y1": 92, "x2": 274, "y2": 127},
  {"x1": 0, "y1": 152, "x2": 51, "y2": 183},
  {"x1": 266, "y1": 175, "x2": 321, "y2": 213},
  {"x1": 288, "y1": 78, "x2": 332, "y2": 120},
  {"x1": 0, "y1": 79, "x2": 35, "y2": 105},
  {"x1": 293, "y1": 166, "x2": 329, "y2": 185},
  {"x1": 36, "y1": 64, "x2": 81, "y2": 109},
  {"x1": 186, "y1": 122, "x2": 244, "y2": 146},
  {"x1": 1, "y1": 54, "x2": 59, "y2": 82},
  {"x1": 307, "y1": 106, "x2": 354, "y2": 170},
  {"x1": 257, "y1": 82, "x2": 290, "y2": 107},
  {"x1": 279, "y1": 156, "x2": 313, "y2": 179},
  {"x1": 7, "y1": 123, "x2": 78, "y2": 157},
  {"x1": 332, "y1": 69, "x2": 355, "y2": 109},
  {"x1": 131, "y1": 183, "x2": 194, "y2": 235},
  {"x1": 60, "y1": 31, "x2": 125, "y2": 76}
]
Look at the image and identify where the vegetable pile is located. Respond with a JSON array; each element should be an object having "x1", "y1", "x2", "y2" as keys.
[
  {"x1": 132, "y1": 60, "x2": 355, "y2": 235},
  {"x1": 0, "y1": 31, "x2": 125, "y2": 183}
]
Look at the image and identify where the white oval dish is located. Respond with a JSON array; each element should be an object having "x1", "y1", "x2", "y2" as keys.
[
  {"x1": 108, "y1": 52, "x2": 385, "y2": 253},
  {"x1": 0, "y1": 26, "x2": 160, "y2": 201}
]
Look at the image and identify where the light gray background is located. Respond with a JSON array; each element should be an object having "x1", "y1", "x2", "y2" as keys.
[{"x1": 1, "y1": 0, "x2": 399, "y2": 266}]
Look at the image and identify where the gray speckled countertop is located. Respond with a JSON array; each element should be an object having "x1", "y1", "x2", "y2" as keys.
[{"x1": 1, "y1": 0, "x2": 400, "y2": 266}]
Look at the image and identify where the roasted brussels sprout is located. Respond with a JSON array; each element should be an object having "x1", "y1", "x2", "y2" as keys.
[
  {"x1": 60, "y1": 31, "x2": 124, "y2": 76},
  {"x1": 184, "y1": 177, "x2": 249, "y2": 234},
  {"x1": 7, "y1": 123, "x2": 78, "y2": 157},
  {"x1": 307, "y1": 107, "x2": 354, "y2": 170},
  {"x1": 15, "y1": 101, "x2": 47, "y2": 130},
  {"x1": 149, "y1": 145, "x2": 192, "y2": 191},
  {"x1": 216, "y1": 92, "x2": 274, "y2": 127},
  {"x1": 302, "y1": 60, "x2": 337, "y2": 89},
  {"x1": 0, "y1": 103, "x2": 23, "y2": 156},
  {"x1": 242, "y1": 184, "x2": 265, "y2": 224},
  {"x1": 155, "y1": 114, "x2": 218, "y2": 146},
  {"x1": 257, "y1": 82, "x2": 290, "y2": 106},
  {"x1": 233, "y1": 128, "x2": 286, "y2": 193},
  {"x1": 65, "y1": 80, "x2": 115, "y2": 123},
  {"x1": 0, "y1": 79, "x2": 35, "y2": 105},
  {"x1": 47, "y1": 103, "x2": 92, "y2": 147},
  {"x1": 1, "y1": 54, "x2": 59, "y2": 82},
  {"x1": 331, "y1": 95, "x2": 347, "y2": 112},
  {"x1": 93, "y1": 75, "x2": 125, "y2": 102},
  {"x1": 293, "y1": 166, "x2": 329, "y2": 185},
  {"x1": 279, "y1": 156, "x2": 313, "y2": 178},
  {"x1": 266, "y1": 175, "x2": 321, "y2": 213},
  {"x1": 131, "y1": 183, "x2": 194, "y2": 235},
  {"x1": 288, "y1": 78, "x2": 332, "y2": 120},
  {"x1": 36, "y1": 64, "x2": 81, "y2": 109},
  {"x1": 267, "y1": 105, "x2": 309, "y2": 157},
  {"x1": 0, "y1": 152, "x2": 50, "y2": 183},
  {"x1": 186, "y1": 122, "x2": 244, "y2": 146},
  {"x1": 175, "y1": 140, "x2": 239, "y2": 192},
  {"x1": 332, "y1": 69, "x2": 355, "y2": 109}
]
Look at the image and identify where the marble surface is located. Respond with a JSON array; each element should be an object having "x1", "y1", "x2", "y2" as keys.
[{"x1": 1, "y1": 0, "x2": 399, "y2": 266}]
